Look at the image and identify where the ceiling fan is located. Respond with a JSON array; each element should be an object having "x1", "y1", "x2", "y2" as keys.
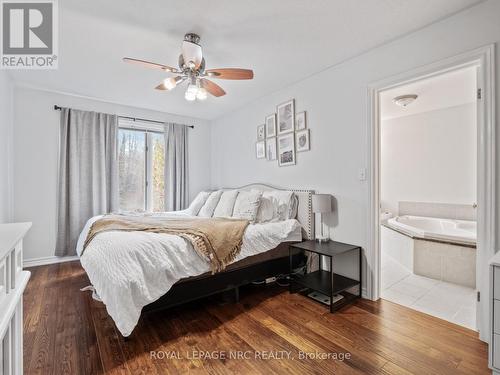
[{"x1": 123, "y1": 33, "x2": 254, "y2": 101}]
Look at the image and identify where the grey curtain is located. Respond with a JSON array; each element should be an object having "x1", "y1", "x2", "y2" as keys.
[
  {"x1": 56, "y1": 108, "x2": 119, "y2": 256},
  {"x1": 165, "y1": 123, "x2": 189, "y2": 211}
]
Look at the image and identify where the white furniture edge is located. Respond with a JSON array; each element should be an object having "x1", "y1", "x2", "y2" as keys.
[
  {"x1": 0, "y1": 271, "x2": 30, "y2": 339},
  {"x1": 0, "y1": 222, "x2": 31, "y2": 375},
  {"x1": 0, "y1": 222, "x2": 31, "y2": 262},
  {"x1": 490, "y1": 251, "x2": 500, "y2": 373}
]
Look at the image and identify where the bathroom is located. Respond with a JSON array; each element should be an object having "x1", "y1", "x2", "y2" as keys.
[{"x1": 379, "y1": 67, "x2": 478, "y2": 329}]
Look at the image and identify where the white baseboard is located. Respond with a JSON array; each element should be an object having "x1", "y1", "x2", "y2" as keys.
[
  {"x1": 23, "y1": 255, "x2": 79, "y2": 268},
  {"x1": 362, "y1": 287, "x2": 368, "y2": 299}
]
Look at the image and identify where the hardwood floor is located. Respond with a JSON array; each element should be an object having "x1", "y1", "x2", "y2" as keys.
[{"x1": 23, "y1": 261, "x2": 489, "y2": 374}]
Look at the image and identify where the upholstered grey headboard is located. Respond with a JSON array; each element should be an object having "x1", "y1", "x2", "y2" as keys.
[{"x1": 225, "y1": 183, "x2": 315, "y2": 240}]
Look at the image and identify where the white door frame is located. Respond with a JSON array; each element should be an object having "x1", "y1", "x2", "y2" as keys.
[{"x1": 366, "y1": 44, "x2": 496, "y2": 342}]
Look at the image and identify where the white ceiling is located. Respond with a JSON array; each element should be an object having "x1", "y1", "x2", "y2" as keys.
[
  {"x1": 380, "y1": 66, "x2": 477, "y2": 120},
  {"x1": 9, "y1": 0, "x2": 483, "y2": 120}
]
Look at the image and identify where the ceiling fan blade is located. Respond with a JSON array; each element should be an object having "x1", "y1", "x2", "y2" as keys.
[
  {"x1": 155, "y1": 83, "x2": 168, "y2": 90},
  {"x1": 123, "y1": 57, "x2": 176, "y2": 72},
  {"x1": 205, "y1": 68, "x2": 254, "y2": 80},
  {"x1": 200, "y1": 79, "x2": 226, "y2": 97}
]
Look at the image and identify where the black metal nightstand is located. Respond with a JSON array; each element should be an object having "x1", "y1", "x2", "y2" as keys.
[{"x1": 289, "y1": 240, "x2": 362, "y2": 312}]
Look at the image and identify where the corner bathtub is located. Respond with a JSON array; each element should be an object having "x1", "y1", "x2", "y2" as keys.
[
  {"x1": 382, "y1": 215, "x2": 476, "y2": 288},
  {"x1": 387, "y1": 215, "x2": 476, "y2": 245}
]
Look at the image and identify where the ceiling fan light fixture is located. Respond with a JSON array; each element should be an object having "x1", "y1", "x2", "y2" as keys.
[
  {"x1": 163, "y1": 77, "x2": 177, "y2": 90},
  {"x1": 393, "y1": 94, "x2": 418, "y2": 107},
  {"x1": 196, "y1": 87, "x2": 207, "y2": 101},
  {"x1": 124, "y1": 32, "x2": 254, "y2": 101},
  {"x1": 182, "y1": 37, "x2": 203, "y2": 69},
  {"x1": 185, "y1": 83, "x2": 198, "y2": 101}
]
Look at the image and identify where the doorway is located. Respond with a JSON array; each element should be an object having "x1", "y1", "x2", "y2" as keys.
[
  {"x1": 367, "y1": 45, "x2": 496, "y2": 341},
  {"x1": 379, "y1": 67, "x2": 478, "y2": 329}
]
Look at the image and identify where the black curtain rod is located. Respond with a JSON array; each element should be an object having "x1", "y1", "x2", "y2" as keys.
[{"x1": 53, "y1": 105, "x2": 194, "y2": 129}]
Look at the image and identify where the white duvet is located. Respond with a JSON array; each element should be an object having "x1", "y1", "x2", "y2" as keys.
[{"x1": 77, "y1": 213, "x2": 301, "y2": 337}]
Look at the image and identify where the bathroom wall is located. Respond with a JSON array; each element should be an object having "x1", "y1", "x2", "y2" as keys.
[{"x1": 381, "y1": 103, "x2": 476, "y2": 216}]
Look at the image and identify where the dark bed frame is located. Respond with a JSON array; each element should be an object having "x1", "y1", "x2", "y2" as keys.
[{"x1": 143, "y1": 243, "x2": 306, "y2": 314}]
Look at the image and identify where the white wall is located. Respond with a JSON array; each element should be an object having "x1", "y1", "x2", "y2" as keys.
[
  {"x1": 0, "y1": 71, "x2": 13, "y2": 223},
  {"x1": 211, "y1": 0, "x2": 500, "y2": 293},
  {"x1": 381, "y1": 103, "x2": 477, "y2": 215},
  {"x1": 12, "y1": 87, "x2": 211, "y2": 262}
]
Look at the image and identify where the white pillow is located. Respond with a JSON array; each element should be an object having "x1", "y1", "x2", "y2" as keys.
[
  {"x1": 256, "y1": 193, "x2": 275, "y2": 222},
  {"x1": 289, "y1": 194, "x2": 299, "y2": 219},
  {"x1": 198, "y1": 190, "x2": 223, "y2": 217},
  {"x1": 232, "y1": 190, "x2": 263, "y2": 222},
  {"x1": 186, "y1": 191, "x2": 211, "y2": 215},
  {"x1": 264, "y1": 191, "x2": 295, "y2": 221},
  {"x1": 213, "y1": 190, "x2": 239, "y2": 217}
]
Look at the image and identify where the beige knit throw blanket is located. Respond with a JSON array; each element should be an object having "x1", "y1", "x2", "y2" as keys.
[{"x1": 83, "y1": 214, "x2": 250, "y2": 273}]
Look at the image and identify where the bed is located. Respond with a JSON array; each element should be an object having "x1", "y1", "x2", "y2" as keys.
[{"x1": 77, "y1": 184, "x2": 314, "y2": 337}]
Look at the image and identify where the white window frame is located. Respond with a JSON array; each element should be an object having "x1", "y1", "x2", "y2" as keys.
[{"x1": 118, "y1": 118, "x2": 165, "y2": 212}]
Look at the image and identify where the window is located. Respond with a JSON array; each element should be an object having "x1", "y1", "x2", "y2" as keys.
[
  {"x1": 118, "y1": 129, "x2": 146, "y2": 211},
  {"x1": 118, "y1": 120, "x2": 165, "y2": 212}
]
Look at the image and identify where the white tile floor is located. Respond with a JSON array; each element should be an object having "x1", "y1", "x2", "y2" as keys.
[{"x1": 381, "y1": 254, "x2": 477, "y2": 330}]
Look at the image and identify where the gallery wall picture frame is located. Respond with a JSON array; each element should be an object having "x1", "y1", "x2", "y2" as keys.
[
  {"x1": 296, "y1": 111, "x2": 306, "y2": 130},
  {"x1": 277, "y1": 99, "x2": 295, "y2": 135},
  {"x1": 266, "y1": 137, "x2": 277, "y2": 160},
  {"x1": 265, "y1": 114, "x2": 276, "y2": 138},
  {"x1": 296, "y1": 129, "x2": 310, "y2": 152},
  {"x1": 256, "y1": 141, "x2": 266, "y2": 159},
  {"x1": 257, "y1": 124, "x2": 266, "y2": 141},
  {"x1": 277, "y1": 133, "x2": 296, "y2": 166}
]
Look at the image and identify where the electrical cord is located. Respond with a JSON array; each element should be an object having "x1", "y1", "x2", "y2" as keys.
[
  {"x1": 250, "y1": 266, "x2": 307, "y2": 287},
  {"x1": 276, "y1": 274, "x2": 289, "y2": 286},
  {"x1": 251, "y1": 280, "x2": 266, "y2": 285}
]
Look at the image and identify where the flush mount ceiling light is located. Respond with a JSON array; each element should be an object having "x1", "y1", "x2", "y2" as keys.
[
  {"x1": 393, "y1": 94, "x2": 418, "y2": 107},
  {"x1": 123, "y1": 33, "x2": 254, "y2": 102}
]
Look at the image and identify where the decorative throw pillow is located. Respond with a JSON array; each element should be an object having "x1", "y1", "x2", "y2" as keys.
[
  {"x1": 213, "y1": 190, "x2": 239, "y2": 217},
  {"x1": 186, "y1": 191, "x2": 211, "y2": 215},
  {"x1": 232, "y1": 190, "x2": 263, "y2": 222},
  {"x1": 256, "y1": 193, "x2": 276, "y2": 223},
  {"x1": 198, "y1": 190, "x2": 223, "y2": 217},
  {"x1": 265, "y1": 191, "x2": 295, "y2": 221},
  {"x1": 288, "y1": 194, "x2": 299, "y2": 219}
]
